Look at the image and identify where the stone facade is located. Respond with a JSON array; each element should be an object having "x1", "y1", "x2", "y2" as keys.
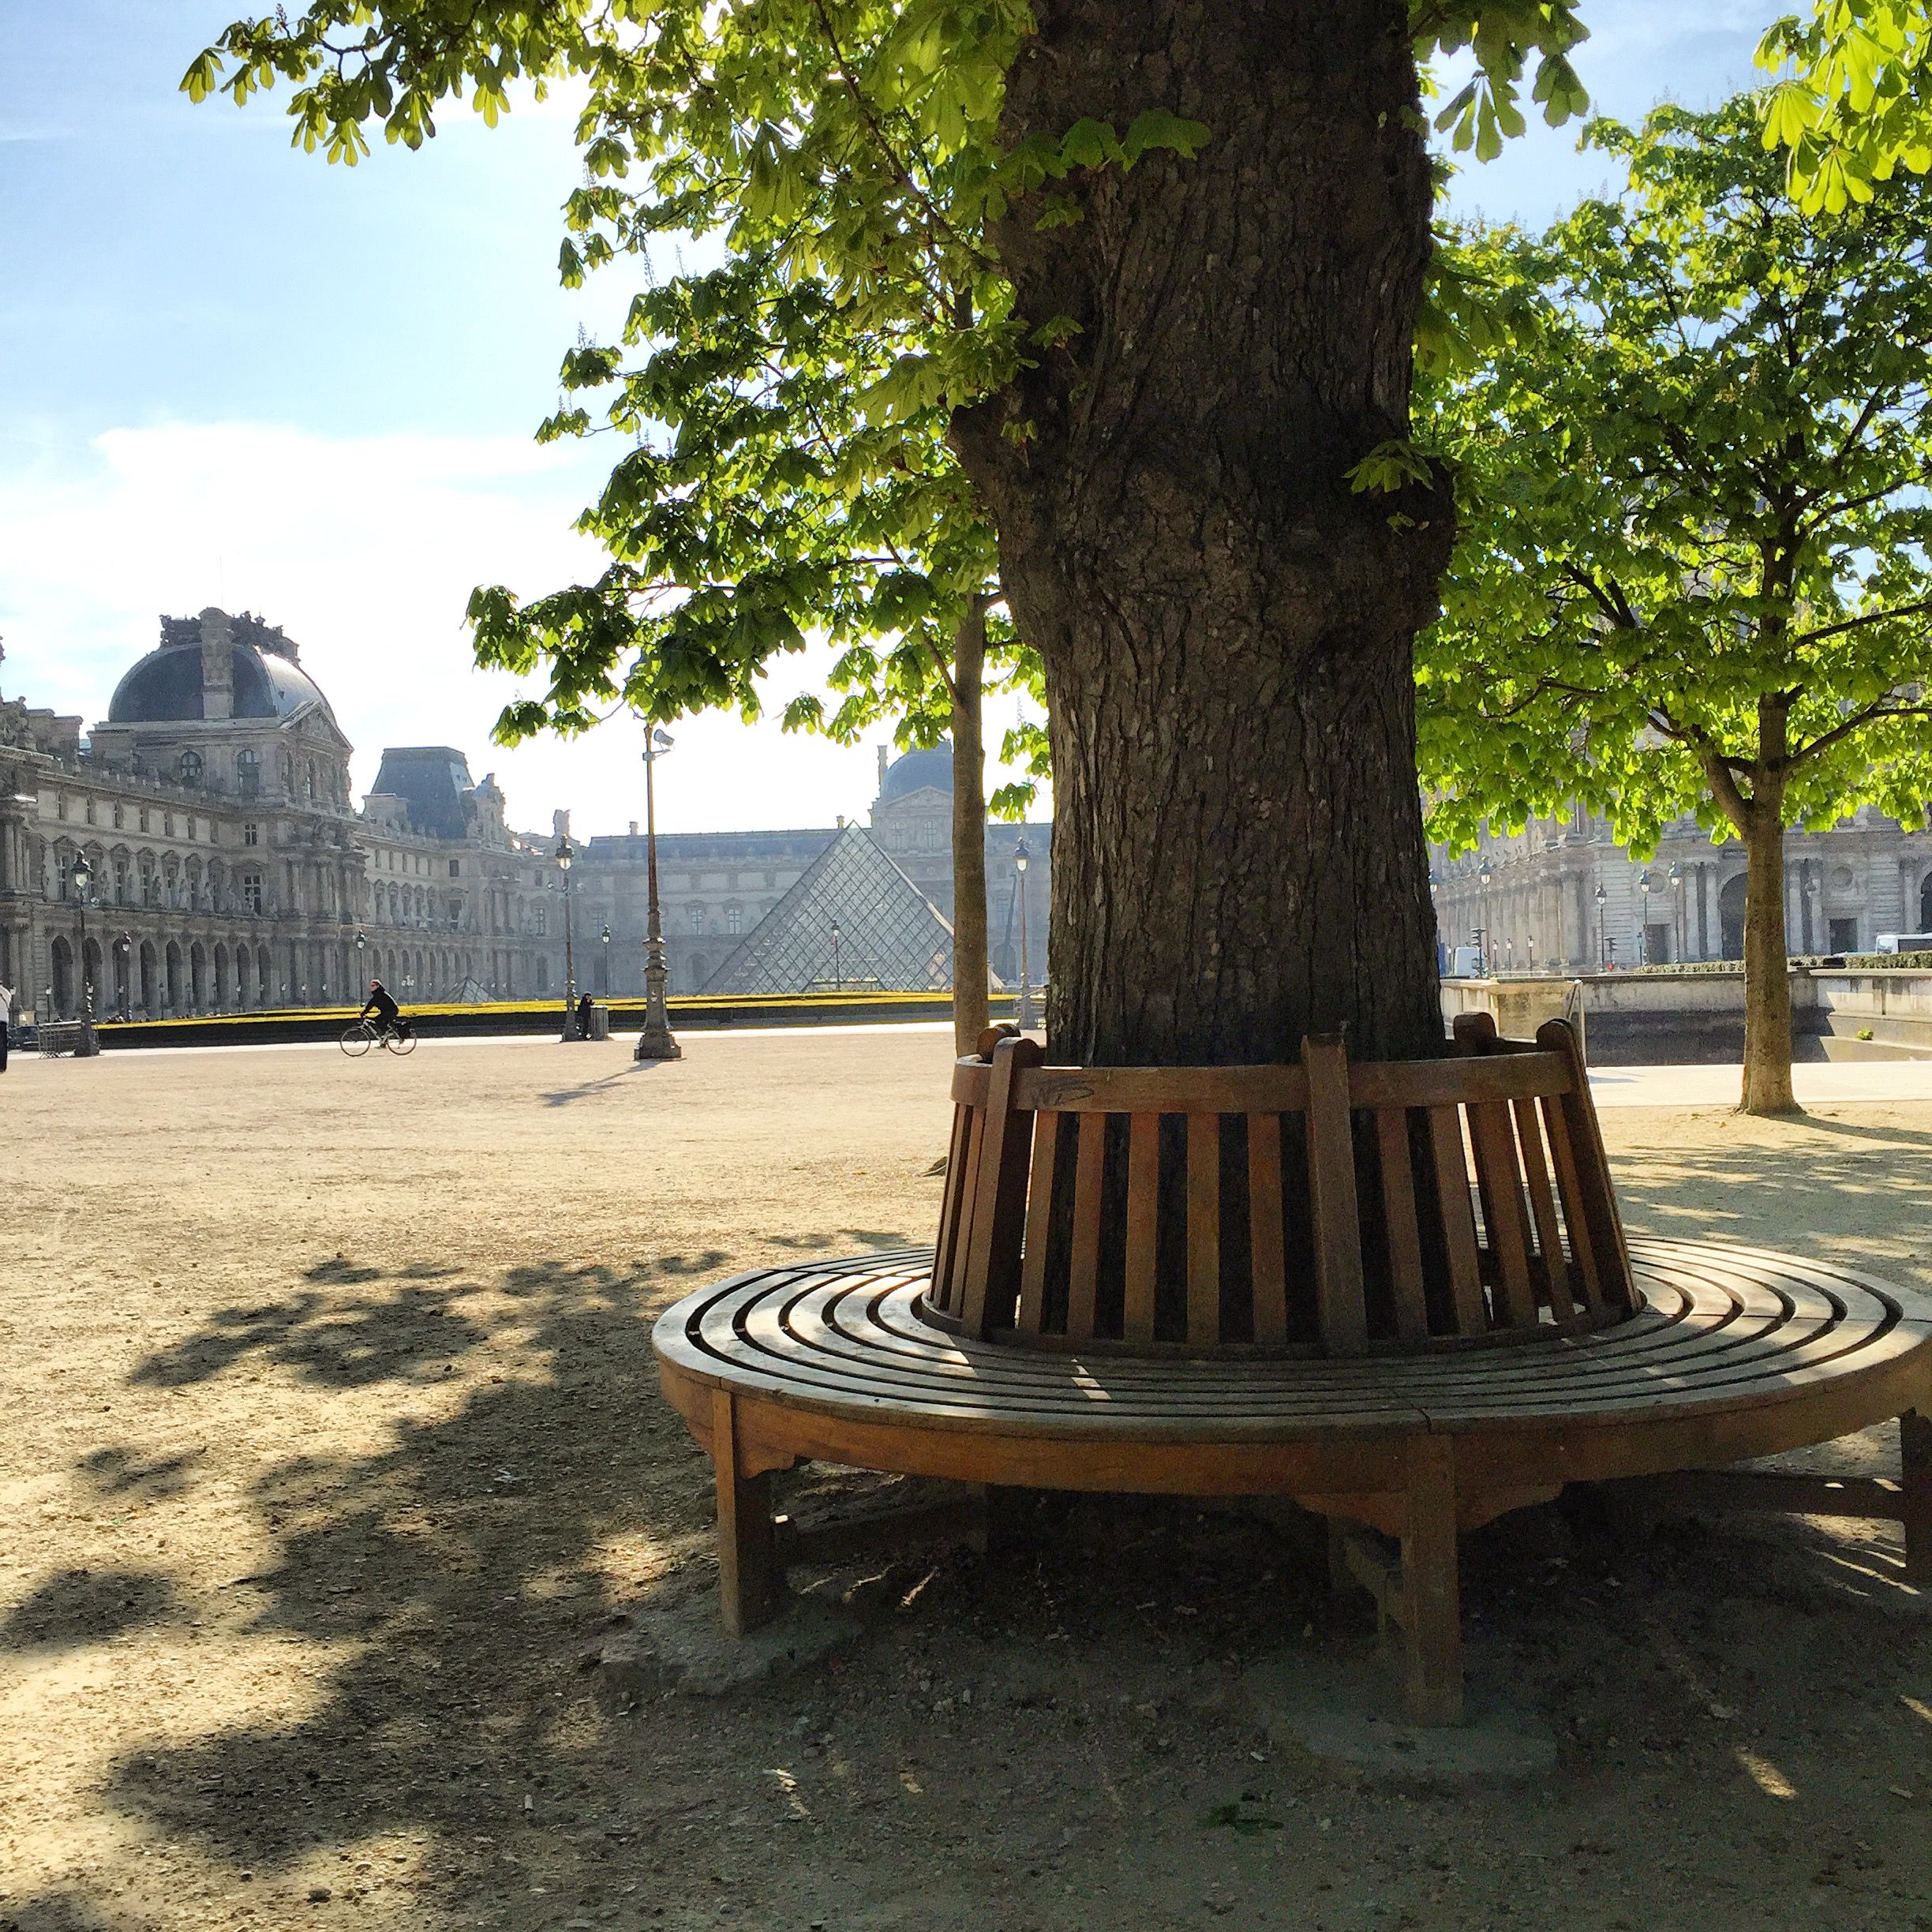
[
  {"x1": 1430, "y1": 804, "x2": 1932, "y2": 973},
  {"x1": 0, "y1": 611, "x2": 557, "y2": 1019},
  {"x1": 0, "y1": 621, "x2": 1054, "y2": 1018}
]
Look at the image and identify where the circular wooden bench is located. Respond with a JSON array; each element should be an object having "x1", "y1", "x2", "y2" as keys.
[{"x1": 653, "y1": 1020, "x2": 1932, "y2": 1722}]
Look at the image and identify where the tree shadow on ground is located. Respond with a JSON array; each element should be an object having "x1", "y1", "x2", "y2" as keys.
[
  {"x1": 129, "y1": 1275, "x2": 491, "y2": 1392},
  {"x1": 1608, "y1": 1119, "x2": 1932, "y2": 1282},
  {"x1": 1, "y1": 1568, "x2": 180, "y2": 1653},
  {"x1": 106, "y1": 1256, "x2": 724, "y2": 1914},
  {"x1": 82, "y1": 1215, "x2": 1932, "y2": 1929},
  {"x1": 0, "y1": 1893, "x2": 120, "y2": 1931}
]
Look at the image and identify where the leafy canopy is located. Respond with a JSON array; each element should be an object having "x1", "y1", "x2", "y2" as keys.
[
  {"x1": 1420, "y1": 96, "x2": 1932, "y2": 862},
  {"x1": 183, "y1": 2, "x2": 1594, "y2": 736},
  {"x1": 1758, "y1": 2, "x2": 1932, "y2": 213}
]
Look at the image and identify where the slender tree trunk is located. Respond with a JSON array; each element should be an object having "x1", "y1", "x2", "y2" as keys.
[
  {"x1": 951, "y1": 606, "x2": 990, "y2": 1056},
  {"x1": 1706, "y1": 716, "x2": 1799, "y2": 1116},
  {"x1": 953, "y1": 0, "x2": 1449, "y2": 1065},
  {"x1": 1740, "y1": 782, "x2": 1799, "y2": 1115}
]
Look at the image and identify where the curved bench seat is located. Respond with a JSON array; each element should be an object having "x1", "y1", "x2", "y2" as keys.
[{"x1": 654, "y1": 1239, "x2": 1932, "y2": 1721}]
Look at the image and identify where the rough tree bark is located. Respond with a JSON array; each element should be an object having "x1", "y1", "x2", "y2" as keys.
[
  {"x1": 950, "y1": 604, "x2": 991, "y2": 1056},
  {"x1": 952, "y1": 0, "x2": 1451, "y2": 1067}
]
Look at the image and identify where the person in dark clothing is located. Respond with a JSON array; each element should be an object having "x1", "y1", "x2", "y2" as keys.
[
  {"x1": 575, "y1": 991, "x2": 595, "y2": 1038},
  {"x1": 359, "y1": 979, "x2": 402, "y2": 1035}
]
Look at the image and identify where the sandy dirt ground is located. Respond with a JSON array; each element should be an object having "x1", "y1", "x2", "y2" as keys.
[{"x1": 3, "y1": 1026, "x2": 1932, "y2": 1932}]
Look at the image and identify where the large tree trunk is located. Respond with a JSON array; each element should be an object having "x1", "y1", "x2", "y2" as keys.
[
  {"x1": 1740, "y1": 787, "x2": 1799, "y2": 1115},
  {"x1": 953, "y1": 0, "x2": 1450, "y2": 1066},
  {"x1": 950, "y1": 606, "x2": 991, "y2": 1056}
]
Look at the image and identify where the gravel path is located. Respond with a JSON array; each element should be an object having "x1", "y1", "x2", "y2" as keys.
[{"x1": 4, "y1": 1030, "x2": 1930, "y2": 1932}]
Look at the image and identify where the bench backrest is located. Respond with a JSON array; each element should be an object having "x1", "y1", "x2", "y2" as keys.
[{"x1": 927, "y1": 1014, "x2": 1634, "y2": 1355}]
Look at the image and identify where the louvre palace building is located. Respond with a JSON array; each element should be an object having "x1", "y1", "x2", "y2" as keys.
[
  {"x1": 0, "y1": 610, "x2": 1050, "y2": 1020},
  {"x1": 1430, "y1": 802, "x2": 1932, "y2": 974}
]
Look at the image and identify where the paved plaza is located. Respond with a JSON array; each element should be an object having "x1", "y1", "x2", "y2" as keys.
[{"x1": 5, "y1": 1029, "x2": 1932, "y2": 1930}]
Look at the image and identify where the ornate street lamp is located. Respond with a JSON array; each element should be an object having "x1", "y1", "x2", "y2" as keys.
[
  {"x1": 556, "y1": 833, "x2": 581, "y2": 1040},
  {"x1": 601, "y1": 921, "x2": 612, "y2": 997},
  {"x1": 1637, "y1": 870, "x2": 1655, "y2": 964},
  {"x1": 829, "y1": 918, "x2": 843, "y2": 993},
  {"x1": 1013, "y1": 839, "x2": 1039, "y2": 1030},
  {"x1": 69, "y1": 854, "x2": 99, "y2": 1054},
  {"x1": 116, "y1": 931, "x2": 132, "y2": 1022},
  {"x1": 354, "y1": 928, "x2": 368, "y2": 996},
  {"x1": 1668, "y1": 860, "x2": 1687, "y2": 962},
  {"x1": 1593, "y1": 880, "x2": 1608, "y2": 967},
  {"x1": 634, "y1": 728, "x2": 682, "y2": 1061}
]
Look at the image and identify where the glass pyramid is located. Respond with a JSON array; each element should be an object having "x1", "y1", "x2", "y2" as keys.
[{"x1": 702, "y1": 825, "x2": 955, "y2": 994}]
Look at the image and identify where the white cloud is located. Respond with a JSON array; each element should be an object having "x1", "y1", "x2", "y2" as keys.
[{"x1": 0, "y1": 418, "x2": 1041, "y2": 838}]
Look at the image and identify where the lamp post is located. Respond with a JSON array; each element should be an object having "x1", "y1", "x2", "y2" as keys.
[
  {"x1": 1593, "y1": 881, "x2": 1608, "y2": 966},
  {"x1": 116, "y1": 932, "x2": 132, "y2": 1022},
  {"x1": 1637, "y1": 870, "x2": 1656, "y2": 964},
  {"x1": 556, "y1": 833, "x2": 580, "y2": 1040},
  {"x1": 1668, "y1": 861, "x2": 1686, "y2": 961},
  {"x1": 1013, "y1": 839, "x2": 1038, "y2": 1029},
  {"x1": 1527, "y1": 930, "x2": 1537, "y2": 974},
  {"x1": 69, "y1": 855, "x2": 99, "y2": 1055},
  {"x1": 355, "y1": 929, "x2": 368, "y2": 995},
  {"x1": 1477, "y1": 858, "x2": 1495, "y2": 973},
  {"x1": 601, "y1": 922, "x2": 611, "y2": 998},
  {"x1": 634, "y1": 727, "x2": 682, "y2": 1061},
  {"x1": 829, "y1": 919, "x2": 843, "y2": 992}
]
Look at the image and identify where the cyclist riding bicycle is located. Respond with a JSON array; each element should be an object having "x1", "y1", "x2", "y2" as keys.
[{"x1": 358, "y1": 979, "x2": 406, "y2": 1039}]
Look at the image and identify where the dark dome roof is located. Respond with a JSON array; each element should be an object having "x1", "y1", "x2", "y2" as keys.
[
  {"x1": 107, "y1": 641, "x2": 334, "y2": 726},
  {"x1": 878, "y1": 744, "x2": 953, "y2": 802}
]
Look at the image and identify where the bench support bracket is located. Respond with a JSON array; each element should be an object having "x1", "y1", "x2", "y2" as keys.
[{"x1": 1328, "y1": 1436, "x2": 1464, "y2": 1725}]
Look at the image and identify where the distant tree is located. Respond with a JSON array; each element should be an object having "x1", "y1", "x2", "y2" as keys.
[
  {"x1": 470, "y1": 242, "x2": 1037, "y2": 1050},
  {"x1": 1420, "y1": 99, "x2": 1932, "y2": 1113}
]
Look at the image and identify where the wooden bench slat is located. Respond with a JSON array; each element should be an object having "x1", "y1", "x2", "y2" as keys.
[
  {"x1": 1537, "y1": 1019, "x2": 1635, "y2": 1309},
  {"x1": 1186, "y1": 1114, "x2": 1222, "y2": 1347},
  {"x1": 1066, "y1": 1111, "x2": 1107, "y2": 1342},
  {"x1": 1304, "y1": 1037, "x2": 1368, "y2": 1356},
  {"x1": 1514, "y1": 1094, "x2": 1573, "y2": 1320},
  {"x1": 929, "y1": 1101, "x2": 974, "y2": 1315},
  {"x1": 1348, "y1": 1052, "x2": 1571, "y2": 1109},
  {"x1": 1467, "y1": 1099, "x2": 1537, "y2": 1329},
  {"x1": 1248, "y1": 1114, "x2": 1289, "y2": 1346},
  {"x1": 1125, "y1": 1112, "x2": 1161, "y2": 1344},
  {"x1": 958, "y1": 1035, "x2": 1041, "y2": 1337},
  {"x1": 1016, "y1": 1110, "x2": 1061, "y2": 1336},
  {"x1": 1375, "y1": 1108, "x2": 1430, "y2": 1341},
  {"x1": 1429, "y1": 1106, "x2": 1488, "y2": 1335},
  {"x1": 1017, "y1": 1064, "x2": 1311, "y2": 1115},
  {"x1": 1539, "y1": 1091, "x2": 1601, "y2": 1312}
]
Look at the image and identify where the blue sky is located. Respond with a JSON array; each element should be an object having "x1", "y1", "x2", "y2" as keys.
[{"x1": 0, "y1": 1, "x2": 1775, "y2": 837}]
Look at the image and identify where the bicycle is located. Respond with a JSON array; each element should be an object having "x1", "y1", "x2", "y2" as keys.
[{"x1": 339, "y1": 1016, "x2": 417, "y2": 1057}]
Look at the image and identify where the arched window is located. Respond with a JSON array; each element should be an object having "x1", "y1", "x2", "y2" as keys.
[
  {"x1": 178, "y1": 750, "x2": 203, "y2": 784},
  {"x1": 237, "y1": 748, "x2": 260, "y2": 798}
]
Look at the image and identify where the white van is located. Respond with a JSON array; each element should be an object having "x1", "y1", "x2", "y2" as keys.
[{"x1": 1874, "y1": 934, "x2": 1932, "y2": 953}]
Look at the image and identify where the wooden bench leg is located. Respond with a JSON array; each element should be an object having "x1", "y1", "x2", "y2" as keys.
[
  {"x1": 712, "y1": 1389, "x2": 780, "y2": 1635},
  {"x1": 1400, "y1": 1435, "x2": 1463, "y2": 1726},
  {"x1": 1902, "y1": 1410, "x2": 1932, "y2": 1586}
]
